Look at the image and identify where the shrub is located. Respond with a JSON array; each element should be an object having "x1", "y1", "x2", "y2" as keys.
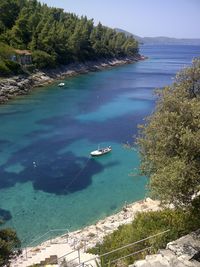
[
  {"x1": 0, "y1": 60, "x2": 11, "y2": 76},
  {"x1": 0, "y1": 226, "x2": 21, "y2": 266},
  {"x1": 0, "y1": 59, "x2": 23, "y2": 76},
  {"x1": 4, "y1": 59, "x2": 23, "y2": 74},
  {"x1": 0, "y1": 42, "x2": 14, "y2": 60},
  {"x1": 32, "y1": 50, "x2": 56, "y2": 69},
  {"x1": 88, "y1": 208, "x2": 200, "y2": 265}
]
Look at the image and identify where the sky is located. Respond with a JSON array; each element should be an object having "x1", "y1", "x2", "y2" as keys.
[{"x1": 41, "y1": 0, "x2": 200, "y2": 39}]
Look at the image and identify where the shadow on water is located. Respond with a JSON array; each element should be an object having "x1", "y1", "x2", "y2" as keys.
[
  {"x1": 0, "y1": 151, "x2": 108, "y2": 195},
  {"x1": 77, "y1": 85, "x2": 155, "y2": 115},
  {"x1": 36, "y1": 102, "x2": 153, "y2": 144},
  {"x1": 0, "y1": 140, "x2": 12, "y2": 152},
  {"x1": 1, "y1": 131, "x2": 120, "y2": 194},
  {"x1": 0, "y1": 208, "x2": 12, "y2": 222},
  {"x1": 32, "y1": 154, "x2": 103, "y2": 194}
]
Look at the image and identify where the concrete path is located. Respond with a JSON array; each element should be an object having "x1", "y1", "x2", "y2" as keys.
[{"x1": 11, "y1": 242, "x2": 96, "y2": 267}]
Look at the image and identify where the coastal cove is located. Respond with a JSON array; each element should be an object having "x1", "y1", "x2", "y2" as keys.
[
  {"x1": 0, "y1": 55, "x2": 143, "y2": 104},
  {"x1": 0, "y1": 44, "x2": 200, "y2": 247}
]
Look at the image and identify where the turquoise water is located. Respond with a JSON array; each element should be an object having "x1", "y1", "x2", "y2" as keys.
[{"x1": 0, "y1": 45, "x2": 200, "y2": 245}]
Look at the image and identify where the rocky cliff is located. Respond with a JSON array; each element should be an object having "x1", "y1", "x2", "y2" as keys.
[{"x1": 131, "y1": 230, "x2": 200, "y2": 267}]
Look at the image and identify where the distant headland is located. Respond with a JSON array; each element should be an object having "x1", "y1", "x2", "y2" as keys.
[{"x1": 115, "y1": 28, "x2": 200, "y2": 45}]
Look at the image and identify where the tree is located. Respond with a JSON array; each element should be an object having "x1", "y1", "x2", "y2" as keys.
[
  {"x1": 137, "y1": 58, "x2": 200, "y2": 208},
  {"x1": 0, "y1": 223, "x2": 21, "y2": 266},
  {"x1": 69, "y1": 17, "x2": 93, "y2": 61},
  {"x1": 32, "y1": 50, "x2": 56, "y2": 68},
  {"x1": 0, "y1": 42, "x2": 14, "y2": 60},
  {"x1": 0, "y1": 0, "x2": 20, "y2": 33},
  {"x1": 0, "y1": 0, "x2": 139, "y2": 69},
  {"x1": 0, "y1": 42, "x2": 23, "y2": 76}
]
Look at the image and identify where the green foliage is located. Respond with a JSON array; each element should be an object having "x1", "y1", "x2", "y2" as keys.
[
  {"x1": 32, "y1": 50, "x2": 56, "y2": 69},
  {"x1": 95, "y1": 257, "x2": 111, "y2": 267},
  {"x1": 0, "y1": 0, "x2": 21, "y2": 34},
  {"x1": 137, "y1": 58, "x2": 200, "y2": 208},
  {"x1": 0, "y1": 59, "x2": 23, "y2": 76},
  {"x1": 0, "y1": 42, "x2": 14, "y2": 60},
  {"x1": 4, "y1": 59, "x2": 23, "y2": 74},
  {"x1": 0, "y1": 42, "x2": 23, "y2": 76},
  {"x1": 0, "y1": 60, "x2": 11, "y2": 76},
  {"x1": 0, "y1": 225, "x2": 21, "y2": 266},
  {"x1": 88, "y1": 208, "x2": 200, "y2": 265},
  {"x1": 0, "y1": 0, "x2": 139, "y2": 70}
]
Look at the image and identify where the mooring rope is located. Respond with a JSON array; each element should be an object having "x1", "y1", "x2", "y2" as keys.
[
  {"x1": 64, "y1": 156, "x2": 92, "y2": 192},
  {"x1": 32, "y1": 156, "x2": 92, "y2": 193}
]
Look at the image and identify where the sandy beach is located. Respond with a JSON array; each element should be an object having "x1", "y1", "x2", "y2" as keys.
[{"x1": 12, "y1": 198, "x2": 160, "y2": 266}]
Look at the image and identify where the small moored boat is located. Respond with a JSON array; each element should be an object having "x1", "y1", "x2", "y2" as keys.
[
  {"x1": 90, "y1": 145, "x2": 112, "y2": 156},
  {"x1": 58, "y1": 82, "x2": 65, "y2": 87}
]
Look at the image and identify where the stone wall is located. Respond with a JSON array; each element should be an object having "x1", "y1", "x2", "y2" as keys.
[{"x1": 131, "y1": 230, "x2": 200, "y2": 267}]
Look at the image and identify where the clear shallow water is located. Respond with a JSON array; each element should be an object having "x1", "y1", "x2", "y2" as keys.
[{"x1": 0, "y1": 45, "x2": 200, "y2": 245}]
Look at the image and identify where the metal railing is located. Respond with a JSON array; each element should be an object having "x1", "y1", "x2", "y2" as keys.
[
  {"x1": 21, "y1": 228, "x2": 70, "y2": 260},
  {"x1": 70, "y1": 229, "x2": 170, "y2": 267},
  {"x1": 58, "y1": 248, "x2": 81, "y2": 266},
  {"x1": 15, "y1": 227, "x2": 170, "y2": 266},
  {"x1": 27, "y1": 228, "x2": 69, "y2": 247},
  {"x1": 110, "y1": 247, "x2": 152, "y2": 264}
]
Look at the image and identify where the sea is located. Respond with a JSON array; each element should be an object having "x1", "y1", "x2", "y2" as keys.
[{"x1": 0, "y1": 44, "x2": 200, "y2": 246}]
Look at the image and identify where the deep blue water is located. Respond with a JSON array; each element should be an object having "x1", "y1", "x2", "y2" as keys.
[{"x1": 0, "y1": 45, "x2": 200, "y2": 245}]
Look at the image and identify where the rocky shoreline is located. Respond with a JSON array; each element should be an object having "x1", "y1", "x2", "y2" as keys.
[
  {"x1": 20, "y1": 198, "x2": 160, "y2": 260},
  {"x1": 65, "y1": 197, "x2": 160, "y2": 251},
  {"x1": 0, "y1": 55, "x2": 145, "y2": 104},
  {"x1": 12, "y1": 198, "x2": 160, "y2": 266}
]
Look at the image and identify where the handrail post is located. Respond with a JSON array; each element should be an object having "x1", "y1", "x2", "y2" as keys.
[
  {"x1": 84, "y1": 240, "x2": 86, "y2": 252},
  {"x1": 25, "y1": 246, "x2": 27, "y2": 260},
  {"x1": 65, "y1": 232, "x2": 69, "y2": 243},
  {"x1": 78, "y1": 248, "x2": 81, "y2": 264}
]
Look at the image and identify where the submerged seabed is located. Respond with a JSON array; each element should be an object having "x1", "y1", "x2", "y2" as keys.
[{"x1": 0, "y1": 45, "x2": 200, "y2": 245}]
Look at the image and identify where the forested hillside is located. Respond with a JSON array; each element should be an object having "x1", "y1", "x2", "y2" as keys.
[{"x1": 0, "y1": 0, "x2": 138, "y2": 75}]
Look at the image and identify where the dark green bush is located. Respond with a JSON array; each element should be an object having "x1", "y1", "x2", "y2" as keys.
[
  {"x1": 0, "y1": 60, "x2": 11, "y2": 76},
  {"x1": 0, "y1": 59, "x2": 23, "y2": 76},
  {"x1": 0, "y1": 225, "x2": 21, "y2": 266},
  {"x1": 32, "y1": 50, "x2": 56, "y2": 69},
  {"x1": 4, "y1": 59, "x2": 23, "y2": 74},
  {"x1": 0, "y1": 42, "x2": 14, "y2": 60}
]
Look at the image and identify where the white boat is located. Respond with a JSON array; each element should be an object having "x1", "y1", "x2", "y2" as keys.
[
  {"x1": 58, "y1": 82, "x2": 65, "y2": 87},
  {"x1": 90, "y1": 146, "x2": 112, "y2": 156}
]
